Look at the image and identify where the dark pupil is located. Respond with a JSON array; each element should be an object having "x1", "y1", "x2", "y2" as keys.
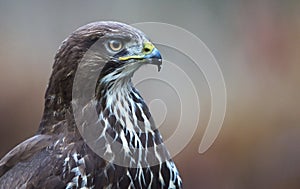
[{"x1": 112, "y1": 41, "x2": 120, "y2": 49}]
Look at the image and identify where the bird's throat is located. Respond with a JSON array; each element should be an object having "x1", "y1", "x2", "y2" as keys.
[{"x1": 97, "y1": 81, "x2": 156, "y2": 136}]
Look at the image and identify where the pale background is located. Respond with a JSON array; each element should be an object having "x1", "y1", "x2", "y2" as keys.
[{"x1": 0, "y1": 1, "x2": 300, "y2": 188}]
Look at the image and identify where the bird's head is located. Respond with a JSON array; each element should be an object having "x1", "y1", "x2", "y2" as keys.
[
  {"x1": 92, "y1": 22, "x2": 162, "y2": 87},
  {"x1": 42, "y1": 21, "x2": 161, "y2": 131},
  {"x1": 52, "y1": 21, "x2": 162, "y2": 92}
]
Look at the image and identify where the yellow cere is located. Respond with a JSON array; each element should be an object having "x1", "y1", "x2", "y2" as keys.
[{"x1": 142, "y1": 42, "x2": 155, "y2": 54}]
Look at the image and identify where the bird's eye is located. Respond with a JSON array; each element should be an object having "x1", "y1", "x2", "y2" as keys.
[{"x1": 108, "y1": 39, "x2": 123, "y2": 52}]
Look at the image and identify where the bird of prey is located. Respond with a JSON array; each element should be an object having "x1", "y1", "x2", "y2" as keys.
[{"x1": 0, "y1": 21, "x2": 182, "y2": 188}]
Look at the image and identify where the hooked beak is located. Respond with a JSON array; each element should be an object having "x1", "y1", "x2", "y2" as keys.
[{"x1": 118, "y1": 41, "x2": 162, "y2": 71}]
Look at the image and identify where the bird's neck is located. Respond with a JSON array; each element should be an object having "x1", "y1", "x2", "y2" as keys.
[
  {"x1": 91, "y1": 79, "x2": 169, "y2": 167},
  {"x1": 96, "y1": 78, "x2": 157, "y2": 137},
  {"x1": 39, "y1": 72, "x2": 171, "y2": 168}
]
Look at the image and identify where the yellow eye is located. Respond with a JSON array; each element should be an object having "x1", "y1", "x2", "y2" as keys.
[{"x1": 108, "y1": 40, "x2": 123, "y2": 52}]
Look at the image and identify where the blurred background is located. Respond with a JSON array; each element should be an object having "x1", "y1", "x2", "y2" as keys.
[{"x1": 0, "y1": 0, "x2": 300, "y2": 188}]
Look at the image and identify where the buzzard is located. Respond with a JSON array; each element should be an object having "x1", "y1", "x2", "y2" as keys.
[{"x1": 0, "y1": 21, "x2": 182, "y2": 188}]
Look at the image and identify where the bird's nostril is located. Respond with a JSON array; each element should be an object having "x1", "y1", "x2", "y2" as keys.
[{"x1": 144, "y1": 47, "x2": 151, "y2": 53}]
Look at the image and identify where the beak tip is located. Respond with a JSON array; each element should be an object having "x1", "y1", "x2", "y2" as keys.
[
  {"x1": 158, "y1": 63, "x2": 162, "y2": 72},
  {"x1": 151, "y1": 57, "x2": 162, "y2": 72}
]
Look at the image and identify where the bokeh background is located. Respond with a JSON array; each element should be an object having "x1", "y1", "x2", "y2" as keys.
[{"x1": 0, "y1": 1, "x2": 300, "y2": 188}]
